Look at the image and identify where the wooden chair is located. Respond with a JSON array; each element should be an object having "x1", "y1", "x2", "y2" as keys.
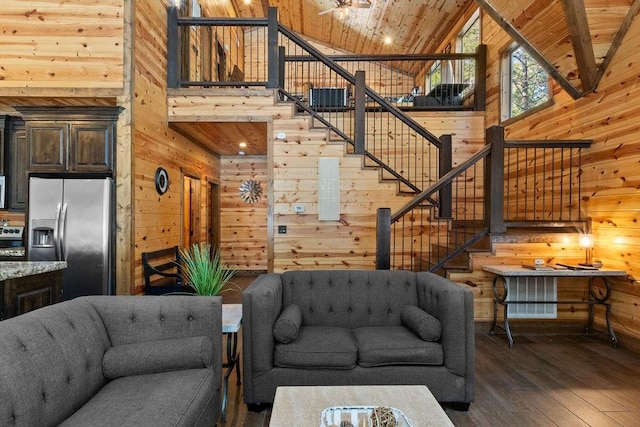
[{"x1": 141, "y1": 246, "x2": 184, "y2": 295}]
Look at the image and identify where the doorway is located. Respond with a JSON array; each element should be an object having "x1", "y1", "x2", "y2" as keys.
[
  {"x1": 182, "y1": 173, "x2": 201, "y2": 248},
  {"x1": 207, "y1": 181, "x2": 220, "y2": 250}
]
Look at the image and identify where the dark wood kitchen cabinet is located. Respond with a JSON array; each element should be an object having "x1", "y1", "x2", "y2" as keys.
[
  {"x1": 7, "y1": 120, "x2": 27, "y2": 211},
  {"x1": 0, "y1": 270, "x2": 63, "y2": 320},
  {"x1": 0, "y1": 116, "x2": 27, "y2": 211},
  {"x1": 0, "y1": 116, "x2": 7, "y2": 175},
  {"x1": 16, "y1": 106, "x2": 122, "y2": 174}
]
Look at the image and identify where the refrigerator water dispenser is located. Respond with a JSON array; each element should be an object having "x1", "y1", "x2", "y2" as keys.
[{"x1": 31, "y1": 219, "x2": 55, "y2": 248}]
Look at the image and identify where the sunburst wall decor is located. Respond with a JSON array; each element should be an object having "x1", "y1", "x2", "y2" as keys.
[{"x1": 239, "y1": 179, "x2": 263, "y2": 204}]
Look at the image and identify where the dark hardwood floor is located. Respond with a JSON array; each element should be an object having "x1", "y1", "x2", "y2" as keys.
[{"x1": 221, "y1": 274, "x2": 640, "y2": 426}]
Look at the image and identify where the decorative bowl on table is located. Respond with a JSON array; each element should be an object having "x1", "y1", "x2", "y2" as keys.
[{"x1": 320, "y1": 406, "x2": 412, "y2": 427}]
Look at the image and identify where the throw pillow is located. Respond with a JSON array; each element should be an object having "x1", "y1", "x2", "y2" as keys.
[
  {"x1": 273, "y1": 303, "x2": 302, "y2": 343},
  {"x1": 401, "y1": 305, "x2": 442, "y2": 341},
  {"x1": 103, "y1": 335, "x2": 213, "y2": 379}
]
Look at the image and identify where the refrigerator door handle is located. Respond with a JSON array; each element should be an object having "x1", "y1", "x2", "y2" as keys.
[
  {"x1": 53, "y1": 202, "x2": 62, "y2": 261},
  {"x1": 60, "y1": 203, "x2": 69, "y2": 261}
]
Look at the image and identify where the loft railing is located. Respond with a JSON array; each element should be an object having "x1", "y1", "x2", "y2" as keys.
[
  {"x1": 377, "y1": 126, "x2": 592, "y2": 272},
  {"x1": 167, "y1": 7, "x2": 487, "y2": 194},
  {"x1": 167, "y1": 8, "x2": 486, "y2": 111}
]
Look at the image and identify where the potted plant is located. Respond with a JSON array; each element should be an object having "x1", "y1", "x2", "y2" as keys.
[{"x1": 179, "y1": 242, "x2": 238, "y2": 296}]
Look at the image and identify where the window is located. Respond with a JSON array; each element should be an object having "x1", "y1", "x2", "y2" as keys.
[
  {"x1": 426, "y1": 61, "x2": 441, "y2": 93},
  {"x1": 457, "y1": 11, "x2": 480, "y2": 86},
  {"x1": 502, "y1": 43, "x2": 551, "y2": 120}
]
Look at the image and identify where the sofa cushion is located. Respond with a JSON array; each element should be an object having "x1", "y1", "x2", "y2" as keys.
[
  {"x1": 274, "y1": 326, "x2": 358, "y2": 369},
  {"x1": 103, "y1": 336, "x2": 213, "y2": 380},
  {"x1": 353, "y1": 326, "x2": 444, "y2": 367},
  {"x1": 401, "y1": 305, "x2": 442, "y2": 341},
  {"x1": 59, "y1": 367, "x2": 217, "y2": 427},
  {"x1": 273, "y1": 304, "x2": 302, "y2": 344}
]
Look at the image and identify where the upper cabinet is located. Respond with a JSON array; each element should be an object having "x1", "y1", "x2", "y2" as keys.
[
  {"x1": 16, "y1": 106, "x2": 122, "y2": 174},
  {"x1": 8, "y1": 120, "x2": 27, "y2": 211},
  {"x1": 0, "y1": 116, "x2": 27, "y2": 211}
]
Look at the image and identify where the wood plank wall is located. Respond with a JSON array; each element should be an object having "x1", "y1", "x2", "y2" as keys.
[
  {"x1": 271, "y1": 112, "x2": 485, "y2": 272},
  {"x1": 450, "y1": 7, "x2": 640, "y2": 343},
  {"x1": 132, "y1": 0, "x2": 223, "y2": 294},
  {"x1": 220, "y1": 155, "x2": 268, "y2": 271},
  {"x1": 0, "y1": 0, "x2": 124, "y2": 92},
  {"x1": 168, "y1": 91, "x2": 486, "y2": 273}
]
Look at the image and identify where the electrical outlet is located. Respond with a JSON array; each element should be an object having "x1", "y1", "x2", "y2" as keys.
[{"x1": 278, "y1": 225, "x2": 287, "y2": 234}]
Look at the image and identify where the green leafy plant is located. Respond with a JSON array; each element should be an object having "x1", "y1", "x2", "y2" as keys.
[{"x1": 179, "y1": 242, "x2": 238, "y2": 296}]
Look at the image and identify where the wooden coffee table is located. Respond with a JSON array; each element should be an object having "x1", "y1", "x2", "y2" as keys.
[{"x1": 269, "y1": 385, "x2": 453, "y2": 426}]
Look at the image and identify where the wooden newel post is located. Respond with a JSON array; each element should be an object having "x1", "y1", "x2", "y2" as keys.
[
  {"x1": 485, "y1": 125, "x2": 505, "y2": 233},
  {"x1": 439, "y1": 134, "x2": 453, "y2": 218},
  {"x1": 167, "y1": 6, "x2": 179, "y2": 89},
  {"x1": 376, "y1": 208, "x2": 391, "y2": 270},
  {"x1": 278, "y1": 46, "x2": 285, "y2": 96},
  {"x1": 267, "y1": 7, "x2": 279, "y2": 89},
  {"x1": 354, "y1": 71, "x2": 366, "y2": 154},
  {"x1": 474, "y1": 44, "x2": 487, "y2": 111}
]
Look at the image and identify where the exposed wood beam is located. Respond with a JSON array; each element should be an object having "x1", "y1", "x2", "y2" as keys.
[
  {"x1": 594, "y1": 0, "x2": 640, "y2": 90},
  {"x1": 561, "y1": 0, "x2": 597, "y2": 93},
  {"x1": 476, "y1": 0, "x2": 583, "y2": 100}
]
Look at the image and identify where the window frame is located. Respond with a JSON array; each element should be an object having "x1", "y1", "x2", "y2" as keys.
[
  {"x1": 500, "y1": 42, "x2": 553, "y2": 123},
  {"x1": 456, "y1": 10, "x2": 480, "y2": 85}
]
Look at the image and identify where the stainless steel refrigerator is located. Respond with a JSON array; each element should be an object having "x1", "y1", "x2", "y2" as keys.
[{"x1": 28, "y1": 177, "x2": 114, "y2": 299}]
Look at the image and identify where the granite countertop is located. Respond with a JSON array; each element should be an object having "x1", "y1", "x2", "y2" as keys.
[
  {"x1": 0, "y1": 261, "x2": 67, "y2": 281},
  {"x1": 0, "y1": 247, "x2": 26, "y2": 258}
]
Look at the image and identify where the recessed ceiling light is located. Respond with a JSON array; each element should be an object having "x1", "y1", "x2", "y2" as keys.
[
  {"x1": 243, "y1": 0, "x2": 251, "y2": 4},
  {"x1": 384, "y1": 37, "x2": 392, "y2": 45},
  {"x1": 239, "y1": 142, "x2": 247, "y2": 148}
]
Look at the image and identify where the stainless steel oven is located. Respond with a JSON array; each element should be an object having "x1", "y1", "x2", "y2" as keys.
[{"x1": 0, "y1": 225, "x2": 24, "y2": 248}]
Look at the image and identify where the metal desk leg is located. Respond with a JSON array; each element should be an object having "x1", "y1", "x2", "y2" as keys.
[
  {"x1": 221, "y1": 331, "x2": 241, "y2": 423},
  {"x1": 503, "y1": 301, "x2": 513, "y2": 348},
  {"x1": 588, "y1": 277, "x2": 618, "y2": 347},
  {"x1": 491, "y1": 276, "x2": 513, "y2": 347}
]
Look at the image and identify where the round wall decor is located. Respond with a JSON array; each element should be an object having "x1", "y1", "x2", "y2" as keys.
[
  {"x1": 239, "y1": 179, "x2": 263, "y2": 203},
  {"x1": 154, "y1": 167, "x2": 170, "y2": 195}
]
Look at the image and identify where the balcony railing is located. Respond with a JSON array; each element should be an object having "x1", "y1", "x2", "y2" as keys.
[{"x1": 167, "y1": 8, "x2": 486, "y2": 112}]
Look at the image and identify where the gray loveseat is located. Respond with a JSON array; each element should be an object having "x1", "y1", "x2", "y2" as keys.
[
  {"x1": 0, "y1": 295, "x2": 222, "y2": 427},
  {"x1": 242, "y1": 270, "x2": 474, "y2": 411}
]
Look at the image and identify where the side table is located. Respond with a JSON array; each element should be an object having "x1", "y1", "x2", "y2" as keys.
[{"x1": 221, "y1": 303, "x2": 242, "y2": 423}]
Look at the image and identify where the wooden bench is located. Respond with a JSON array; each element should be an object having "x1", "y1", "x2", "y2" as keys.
[{"x1": 142, "y1": 246, "x2": 184, "y2": 295}]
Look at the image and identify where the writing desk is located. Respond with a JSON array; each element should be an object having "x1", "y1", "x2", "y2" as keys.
[{"x1": 483, "y1": 265, "x2": 627, "y2": 348}]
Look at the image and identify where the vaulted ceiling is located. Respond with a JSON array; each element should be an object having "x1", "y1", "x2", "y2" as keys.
[
  {"x1": 199, "y1": 0, "x2": 638, "y2": 155},
  {"x1": 226, "y1": 0, "x2": 639, "y2": 98}
]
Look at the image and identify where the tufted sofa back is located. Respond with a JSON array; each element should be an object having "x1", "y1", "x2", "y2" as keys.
[
  {"x1": 0, "y1": 298, "x2": 111, "y2": 427},
  {"x1": 281, "y1": 270, "x2": 419, "y2": 328},
  {"x1": 0, "y1": 295, "x2": 222, "y2": 427}
]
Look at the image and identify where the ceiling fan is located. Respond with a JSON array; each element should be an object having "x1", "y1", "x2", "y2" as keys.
[{"x1": 319, "y1": 0, "x2": 372, "y2": 16}]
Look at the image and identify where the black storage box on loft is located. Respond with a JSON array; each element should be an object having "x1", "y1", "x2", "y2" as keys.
[{"x1": 309, "y1": 88, "x2": 347, "y2": 108}]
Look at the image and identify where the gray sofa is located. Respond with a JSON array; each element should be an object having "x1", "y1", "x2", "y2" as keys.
[
  {"x1": 0, "y1": 295, "x2": 222, "y2": 427},
  {"x1": 242, "y1": 270, "x2": 475, "y2": 411}
]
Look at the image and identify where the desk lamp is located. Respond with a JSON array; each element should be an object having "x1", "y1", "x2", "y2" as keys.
[{"x1": 578, "y1": 234, "x2": 594, "y2": 266}]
